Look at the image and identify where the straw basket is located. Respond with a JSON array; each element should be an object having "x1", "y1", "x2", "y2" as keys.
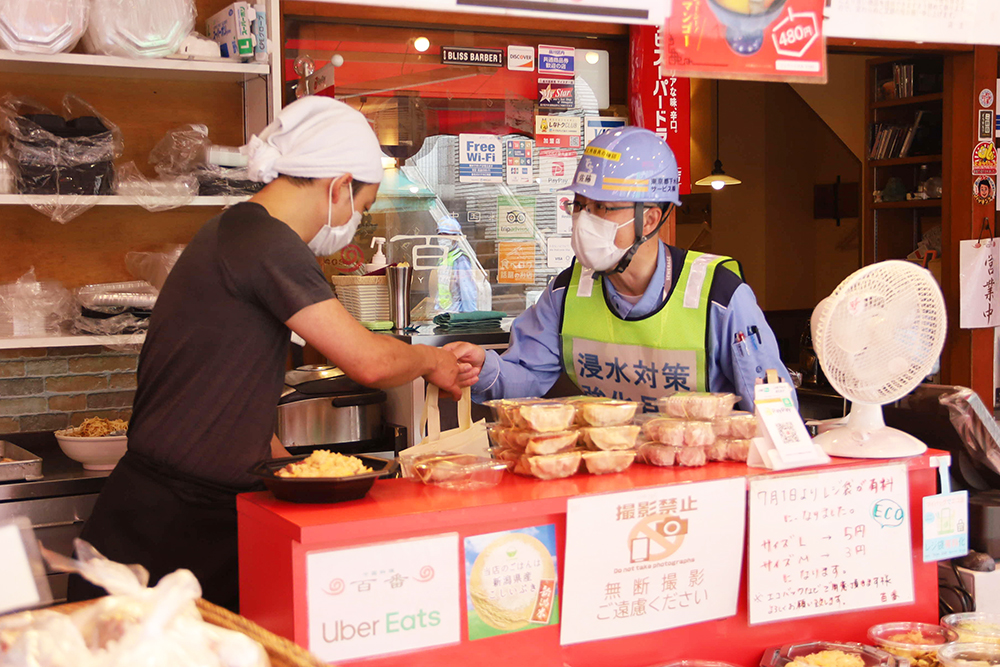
[
  {"x1": 39, "y1": 598, "x2": 328, "y2": 667},
  {"x1": 329, "y1": 275, "x2": 390, "y2": 322}
]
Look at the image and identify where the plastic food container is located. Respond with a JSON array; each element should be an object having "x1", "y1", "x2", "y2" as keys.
[
  {"x1": 658, "y1": 392, "x2": 738, "y2": 421},
  {"x1": 938, "y1": 643, "x2": 1000, "y2": 667},
  {"x1": 942, "y1": 614, "x2": 1000, "y2": 645},
  {"x1": 248, "y1": 454, "x2": 397, "y2": 504},
  {"x1": 83, "y1": 0, "x2": 194, "y2": 57},
  {"x1": 661, "y1": 662, "x2": 742, "y2": 667},
  {"x1": 0, "y1": 0, "x2": 89, "y2": 54},
  {"x1": 868, "y1": 622, "x2": 959, "y2": 667},
  {"x1": 411, "y1": 453, "x2": 507, "y2": 491},
  {"x1": 760, "y1": 641, "x2": 898, "y2": 667}
]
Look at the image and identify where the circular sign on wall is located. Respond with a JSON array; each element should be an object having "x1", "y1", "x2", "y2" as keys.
[
  {"x1": 980, "y1": 88, "x2": 995, "y2": 109},
  {"x1": 975, "y1": 176, "x2": 996, "y2": 205}
]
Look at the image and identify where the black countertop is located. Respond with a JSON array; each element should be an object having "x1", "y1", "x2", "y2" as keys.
[{"x1": 0, "y1": 432, "x2": 110, "y2": 502}]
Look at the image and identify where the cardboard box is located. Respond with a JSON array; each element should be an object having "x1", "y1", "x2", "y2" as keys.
[
  {"x1": 939, "y1": 562, "x2": 1000, "y2": 613},
  {"x1": 206, "y1": 2, "x2": 256, "y2": 60}
]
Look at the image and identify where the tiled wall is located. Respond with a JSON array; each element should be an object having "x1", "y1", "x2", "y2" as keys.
[{"x1": 0, "y1": 346, "x2": 137, "y2": 433}]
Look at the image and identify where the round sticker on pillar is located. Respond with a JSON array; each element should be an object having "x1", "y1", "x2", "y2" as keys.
[
  {"x1": 975, "y1": 176, "x2": 996, "y2": 205},
  {"x1": 980, "y1": 88, "x2": 995, "y2": 108},
  {"x1": 973, "y1": 141, "x2": 997, "y2": 175}
]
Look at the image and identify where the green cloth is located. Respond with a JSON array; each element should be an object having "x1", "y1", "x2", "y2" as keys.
[{"x1": 432, "y1": 310, "x2": 506, "y2": 331}]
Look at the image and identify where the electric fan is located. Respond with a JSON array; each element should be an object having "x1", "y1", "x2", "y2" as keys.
[{"x1": 811, "y1": 260, "x2": 947, "y2": 458}]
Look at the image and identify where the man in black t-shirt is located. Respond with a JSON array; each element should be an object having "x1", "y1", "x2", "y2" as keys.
[{"x1": 69, "y1": 97, "x2": 464, "y2": 611}]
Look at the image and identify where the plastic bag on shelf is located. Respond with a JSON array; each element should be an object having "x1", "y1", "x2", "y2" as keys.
[
  {"x1": 0, "y1": 268, "x2": 74, "y2": 338},
  {"x1": 939, "y1": 386, "x2": 1000, "y2": 479},
  {"x1": 0, "y1": 0, "x2": 89, "y2": 55},
  {"x1": 194, "y1": 164, "x2": 264, "y2": 198},
  {"x1": 125, "y1": 246, "x2": 185, "y2": 290},
  {"x1": 71, "y1": 280, "x2": 157, "y2": 336},
  {"x1": 115, "y1": 162, "x2": 198, "y2": 211},
  {"x1": 0, "y1": 94, "x2": 123, "y2": 223},
  {"x1": 149, "y1": 125, "x2": 210, "y2": 178},
  {"x1": 82, "y1": 0, "x2": 194, "y2": 58}
]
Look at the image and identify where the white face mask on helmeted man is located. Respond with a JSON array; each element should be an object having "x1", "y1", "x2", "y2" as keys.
[
  {"x1": 242, "y1": 95, "x2": 383, "y2": 256},
  {"x1": 570, "y1": 209, "x2": 634, "y2": 273}
]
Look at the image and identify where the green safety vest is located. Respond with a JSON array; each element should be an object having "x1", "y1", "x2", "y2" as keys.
[
  {"x1": 560, "y1": 250, "x2": 734, "y2": 407},
  {"x1": 435, "y1": 247, "x2": 463, "y2": 311}
]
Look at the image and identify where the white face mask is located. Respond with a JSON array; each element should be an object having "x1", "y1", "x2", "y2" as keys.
[
  {"x1": 308, "y1": 181, "x2": 362, "y2": 257},
  {"x1": 570, "y1": 209, "x2": 634, "y2": 272}
]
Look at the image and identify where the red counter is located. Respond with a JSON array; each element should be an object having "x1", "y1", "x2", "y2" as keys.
[{"x1": 238, "y1": 453, "x2": 945, "y2": 667}]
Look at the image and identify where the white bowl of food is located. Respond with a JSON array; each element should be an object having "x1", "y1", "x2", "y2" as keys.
[{"x1": 55, "y1": 417, "x2": 128, "y2": 470}]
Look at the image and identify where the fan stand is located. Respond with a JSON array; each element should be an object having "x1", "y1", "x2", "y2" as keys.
[{"x1": 813, "y1": 402, "x2": 928, "y2": 459}]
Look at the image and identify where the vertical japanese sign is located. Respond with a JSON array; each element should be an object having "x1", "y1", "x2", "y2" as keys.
[
  {"x1": 498, "y1": 242, "x2": 536, "y2": 284},
  {"x1": 747, "y1": 464, "x2": 915, "y2": 625},
  {"x1": 305, "y1": 534, "x2": 461, "y2": 662},
  {"x1": 629, "y1": 25, "x2": 691, "y2": 195},
  {"x1": 661, "y1": 0, "x2": 827, "y2": 82},
  {"x1": 959, "y1": 239, "x2": 999, "y2": 329},
  {"x1": 459, "y1": 134, "x2": 503, "y2": 183},
  {"x1": 561, "y1": 478, "x2": 746, "y2": 645},
  {"x1": 464, "y1": 525, "x2": 559, "y2": 640},
  {"x1": 506, "y1": 138, "x2": 534, "y2": 186}
]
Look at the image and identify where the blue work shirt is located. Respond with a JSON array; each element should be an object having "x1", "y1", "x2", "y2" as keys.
[{"x1": 471, "y1": 242, "x2": 795, "y2": 412}]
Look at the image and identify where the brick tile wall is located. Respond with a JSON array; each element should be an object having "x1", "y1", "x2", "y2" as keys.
[{"x1": 0, "y1": 346, "x2": 138, "y2": 433}]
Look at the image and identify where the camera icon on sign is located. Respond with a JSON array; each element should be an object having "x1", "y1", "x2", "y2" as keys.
[{"x1": 659, "y1": 517, "x2": 688, "y2": 537}]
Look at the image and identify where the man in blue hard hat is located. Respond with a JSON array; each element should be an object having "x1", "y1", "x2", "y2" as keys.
[{"x1": 445, "y1": 127, "x2": 793, "y2": 412}]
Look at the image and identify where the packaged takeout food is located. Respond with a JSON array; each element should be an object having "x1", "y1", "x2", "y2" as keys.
[
  {"x1": 571, "y1": 398, "x2": 638, "y2": 427},
  {"x1": 937, "y1": 643, "x2": 1000, "y2": 667},
  {"x1": 484, "y1": 399, "x2": 577, "y2": 432},
  {"x1": 581, "y1": 425, "x2": 641, "y2": 451},
  {"x1": 636, "y1": 441, "x2": 678, "y2": 467},
  {"x1": 941, "y1": 613, "x2": 1000, "y2": 645},
  {"x1": 411, "y1": 453, "x2": 507, "y2": 491},
  {"x1": 658, "y1": 392, "x2": 738, "y2": 421},
  {"x1": 582, "y1": 449, "x2": 635, "y2": 475},
  {"x1": 512, "y1": 450, "x2": 582, "y2": 480},
  {"x1": 868, "y1": 622, "x2": 958, "y2": 667},
  {"x1": 639, "y1": 416, "x2": 716, "y2": 447},
  {"x1": 713, "y1": 410, "x2": 758, "y2": 438},
  {"x1": 762, "y1": 641, "x2": 898, "y2": 667}
]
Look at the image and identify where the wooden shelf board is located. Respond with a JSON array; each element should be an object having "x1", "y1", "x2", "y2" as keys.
[
  {"x1": 0, "y1": 194, "x2": 250, "y2": 207},
  {"x1": 872, "y1": 92, "x2": 944, "y2": 109},
  {"x1": 870, "y1": 155, "x2": 943, "y2": 167},
  {"x1": 0, "y1": 334, "x2": 145, "y2": 350},
  {"x1": 871, "y1": 199, "x2": 943, "y2": 209},
  {"x1": 0, "y1": 50, "x2": 269, "y2": 82}
]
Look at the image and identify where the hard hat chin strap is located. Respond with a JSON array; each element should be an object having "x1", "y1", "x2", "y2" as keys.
[{"x1": 602, "y1": 203, "x2": 675, "y2": 276}]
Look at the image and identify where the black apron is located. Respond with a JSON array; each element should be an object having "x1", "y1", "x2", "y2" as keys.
[{"x1": 67, "y1": 450, "x2": 256, "y2": 612}]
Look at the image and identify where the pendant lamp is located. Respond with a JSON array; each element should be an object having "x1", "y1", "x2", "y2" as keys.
[{"x1": 695, "y1": 80, "x2": 741, "y2": 190}]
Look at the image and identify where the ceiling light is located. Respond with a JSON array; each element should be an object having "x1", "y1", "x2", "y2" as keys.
[
  {"x1": 413, "y1": 36, "x2": 430, "y2": 52},
  {"x1": 695, "y1": 80, "x2": 741, "y2": 190},
  {"x1": 409, "y1": 186, "x2": 419, "y2": 194},
  {"x1": 381, "y1": 156, "x2": 398, "y2": 169},
  {"x1": 585, "y1": 51, "x2": 600, "y2": 64}
]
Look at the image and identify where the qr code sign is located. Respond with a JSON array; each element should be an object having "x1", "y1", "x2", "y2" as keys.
[{"x1": 776, "y1": 421, "x2": 800, "y2": 445}]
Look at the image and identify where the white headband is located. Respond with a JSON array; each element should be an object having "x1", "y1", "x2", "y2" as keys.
[{"x1": 243, "y1": 96, "x2": 383, "y2": 185}]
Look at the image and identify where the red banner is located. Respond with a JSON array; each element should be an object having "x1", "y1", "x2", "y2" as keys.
[
  {"x1": 661, "y1": 0, "x2": 826, "y2": 83},
  {"x1": 629, "y1": 25, "x2": 692, "y2": 196}
]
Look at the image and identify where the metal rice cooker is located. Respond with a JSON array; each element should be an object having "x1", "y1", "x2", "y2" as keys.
[{"x1": 278, "y1": 365, "x2": 385, "y2": 448}]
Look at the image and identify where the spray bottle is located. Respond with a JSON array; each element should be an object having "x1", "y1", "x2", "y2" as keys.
[{"x1": 365, "y1": 237, "x2": 387, "y2": 274}]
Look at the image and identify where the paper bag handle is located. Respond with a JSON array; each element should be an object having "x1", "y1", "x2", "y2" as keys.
[{"x1": 419, "y1": 385, "x2": 473, "y2": 441}]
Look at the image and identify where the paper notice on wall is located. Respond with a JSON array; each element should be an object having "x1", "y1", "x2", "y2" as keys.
[
  {"x1": 305, "y1": 534, "x2": 461, "y2": 662},
  {"x1": 560, "y1": 478, "x2": 747, "y2": 644},
  {"x1": 459, "y1": 133, "x2": 503, "y2": 183},
  {"x1": 547, "y1": 236, "x2": 573, "y2": 269},
  {"x1": 747, "y1": 464, "x2": 914, "y2": 625},
  {"x1": 555, "y1": 189, "x2": 574, "y2": 234},
  {"x1": 498, "y1": 242, "x2": 536, "y2": 284},
  {"x1": 506, "y1": 138, "x2": 534, "y2": 186},
  {"x1": 539, "y1": 149, "x2": 577, "y2": 193},
  {"x1": 497, "y1": 195, "x2": 536, "y2": 240},
  {"x1": 825, "y1": 0, "x2": 1000, "y2": 46}
]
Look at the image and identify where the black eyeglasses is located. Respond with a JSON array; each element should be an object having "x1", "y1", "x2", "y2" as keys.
[{"x1": 560, "y1": 200, "x2": 635, "y2": 216}]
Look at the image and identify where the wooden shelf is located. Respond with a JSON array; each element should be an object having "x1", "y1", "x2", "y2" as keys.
[
  {"x1": 0, "y1": 50, "x2": 270, "y2": 82},
  {"x1": 872, "y1": 92, "x2": 943, "y2": 109},
  {"x1": 870, "y1": 154, "x2": 943, "y2": 167},
  {"x1": 0, "y1": 194, "x2": 250, "y2": 207},
  {"x1": 871, "y1": 199, "x2": 942, "y2": 209},
  {"x1": 0, "y1": 333, "x2": 145, "y2": 351}
]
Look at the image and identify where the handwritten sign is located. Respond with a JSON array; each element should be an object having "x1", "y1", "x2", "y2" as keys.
[
  {"x1": 959, "y1": 239, "x2": 999, "y2": 329},
  {"x1": 748, "y1": 464, "x2": 914, "y2": 625},
  {"x1": 305, "y1": 534, "x2": 460, "y2": 662},
  {"x1": 561, "y1": 478, "x2": 746, "y2": 644}
]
